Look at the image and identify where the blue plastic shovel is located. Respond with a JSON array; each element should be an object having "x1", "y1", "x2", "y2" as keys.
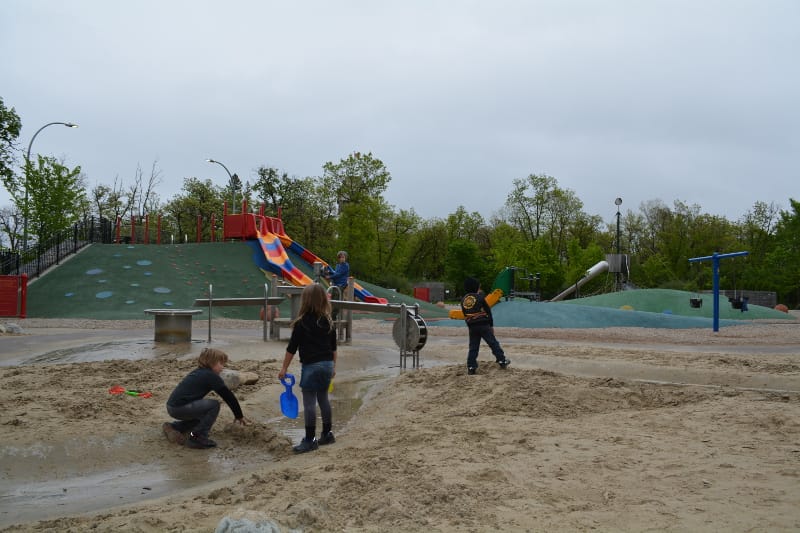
[{"x1": 280, "y1": 373, "x2": 299, "y2": 419}]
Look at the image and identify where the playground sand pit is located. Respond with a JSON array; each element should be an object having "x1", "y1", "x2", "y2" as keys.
[{"x1": 1, "y1": 318, "x2": 800, "y2": 531}]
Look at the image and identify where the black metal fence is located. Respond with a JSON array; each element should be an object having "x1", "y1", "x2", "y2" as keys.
[{"x1": 0, "y1": 217, "x2": 116, "y2": 278}]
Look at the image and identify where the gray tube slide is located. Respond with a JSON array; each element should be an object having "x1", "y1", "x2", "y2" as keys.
[{"x1": 549, "y1": 260, "x2": 609, "y2": 302}]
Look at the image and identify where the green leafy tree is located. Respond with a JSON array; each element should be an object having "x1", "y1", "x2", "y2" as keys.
[
  {"x1": 633, "y1": 199, "x2": 689, "y2": 287},
  {"x1": 335, "y1": 200, "x2": 383, "y2": 278},
  {"x1": 251, "y1": 166, "x2": 338, "y2": 253},
  {"x1": 322, "y1": 152, "x2": 392, "y2": 277},
  {"x1": 546, "y1": 187, "x2": 589, "y2": 263},
  {"x1": 689, "y1": 213, "x2": 737, "y2": 289},
  {"x1": 619, "y1": 209, "x2": 645, "y2": 256},
  {"x1": 162, "y1": 178, "x2": 223, "y2": 242},
  {"x1": 446, "y1": 206, "x2": 485, "y2": 242},
  {"x1": 504, "y1": 174, "x2": 556, "y2": 241},
  {"x1": 371, "y1": 205, "x2": 420, "y2": 282},
  {"x1": 0, "y1": 97, "x2": 22, "y2": 191},
  {"x1": 765, "y1": 198, "x2": 800, "y2": 307},
  {"x1": 638, "y1": 253, "x2": 678, "y2": 288},
  {"x1": 561, "y1": 239, "x2": 607, "y2": 296},
  {"x1": 253, "y1": 166, "x2": 284, "y2": 213},
  {"x1": 485, "y1": 221, "x2": 530, "y2": 272},
  {"x1": 323, "y1": 152, "x2": 391, "y2": 207},
  {"x1": 501, "y1": 174, "x2": 602, "y2": 279},
  {"x1": 527, "y1": 238, "x2": 564, "y2": 298},
  {"x1": 734, "y1": 201, "x2": 780, "y2": 292},
  {"x1": 228, "y1": 173, "x2": 243, "y2": 212},
  {"x1": 444, "y1": 239, "x2": 485, "y2": 297},
  {"x1": 25, "y1": 155, "x2": 86, "y2": 242},
  {"x1": 403, "y1": 217, "x2": 449, "y2": 281}
]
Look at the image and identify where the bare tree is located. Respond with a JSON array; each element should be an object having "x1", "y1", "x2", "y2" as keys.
[
  {"x1": 0, "y1": 205, "x2": 22, "y2": 250},
  {"x1": 132, "y1": 159, "x2": 162, "y2": 216},
  {"x1": 90, "y1": 159, "x2": 162, "y2": 224},
  {"x1": 91, "y1": 174, "x2": 128, "y2": 222}
]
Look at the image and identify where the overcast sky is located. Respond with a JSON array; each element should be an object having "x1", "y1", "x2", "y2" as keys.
[{"x1": 2, "y1": 1, "x2": 798, "y2": 227}]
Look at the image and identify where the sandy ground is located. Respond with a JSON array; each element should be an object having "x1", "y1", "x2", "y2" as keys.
[{"x1": 1, "y1": 316, "x2": 800, "y2": 532}]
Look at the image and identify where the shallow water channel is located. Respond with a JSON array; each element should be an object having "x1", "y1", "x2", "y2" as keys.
[{"x1": 0, "y1": 329, "x2": 410, "y2": 527}]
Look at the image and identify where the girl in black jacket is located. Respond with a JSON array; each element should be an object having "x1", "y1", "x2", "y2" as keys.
[{"x1": 279, "y1": 283, "x2": 337, "y2": 453}]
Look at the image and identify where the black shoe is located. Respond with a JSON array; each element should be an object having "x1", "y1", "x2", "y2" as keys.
[
  {"x1": 498, "y1": 358, "x2": 511, "y2": 369},
  {"x1": 318, "y1": 431, "x2": 336, "y2": 445},
  {"x1": 467, "y1": 367, "x2": 477, "y2": 375},
  {"x1": 186, "y1": 433, "x2": 217, "y2": 449},
  {"x1": 293, "y1": 437, "x2": 319, "y2": 454},
  {"x1": 162, "y1": 422, "x2": 186, "y2": 445}
]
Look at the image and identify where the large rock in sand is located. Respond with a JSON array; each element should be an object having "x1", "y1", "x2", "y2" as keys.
[{"x1": 220, "y1": 369, "x2": 259, "y2": 390}]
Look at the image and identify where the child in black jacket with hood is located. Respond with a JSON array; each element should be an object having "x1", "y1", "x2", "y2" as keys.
[
  {"x1": 164, "y1": 348, "x2": 251, "y2": 449},
  {"x1": 460, "y1": 277, "x2": 510, "y2": 375}
]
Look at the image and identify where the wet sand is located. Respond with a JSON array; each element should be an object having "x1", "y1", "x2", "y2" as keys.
[{"x1": 1, "y1": 317, "x2": 800, "y2": 531}]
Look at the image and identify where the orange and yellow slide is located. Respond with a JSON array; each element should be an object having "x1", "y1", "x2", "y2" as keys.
[{"x1": 253, "y1": 227, "x2": 313, "y2": 287}]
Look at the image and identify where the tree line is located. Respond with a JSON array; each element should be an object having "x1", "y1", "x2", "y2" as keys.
[{"x1": 2, "y1": 97, "x2": 798, "y2": 307}]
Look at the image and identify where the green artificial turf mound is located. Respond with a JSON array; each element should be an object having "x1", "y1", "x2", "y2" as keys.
[{"x1": 25, "y1": 243, "x2": 448, "y2": 321}]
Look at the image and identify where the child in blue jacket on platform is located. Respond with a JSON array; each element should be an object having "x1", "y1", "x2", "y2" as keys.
[{"x1": 324, "y1": 250, "x2": 350, "y2": 320}]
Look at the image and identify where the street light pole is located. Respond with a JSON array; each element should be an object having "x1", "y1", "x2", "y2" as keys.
[
  {"x1": 206, "y1": 158, "x2": 237, "y2": 214},
  {"x1": 614, "y1": 197, "x2": 622, "y2": 291},
  {"x1": 23, "y1": 121, "x2": 79, "y2": 250}
]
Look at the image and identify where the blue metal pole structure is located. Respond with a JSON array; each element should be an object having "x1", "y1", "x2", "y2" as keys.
[{"x1": 688, "y1": 251, "x2": 748, "y2": 332}]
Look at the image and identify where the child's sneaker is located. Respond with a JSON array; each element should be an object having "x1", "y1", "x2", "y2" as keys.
[
  {"x1": 318, "y1": 431, "x2": 336, "y2": 445},
  {"x1": 467, "y1": 367, "x2": 477, "y2": 375},
  {"x1": 293, "y1": 437, "x2": 319, "y2": 454},
  {"x1": 186, "y1": 432, "x2": 217, "y2": 449},
  {"x1": 162, "y1": 422, "x2": 186, "y2": 445},
  {"x1": 498, "y1": 358, "x2": 511, "y2": 369}
]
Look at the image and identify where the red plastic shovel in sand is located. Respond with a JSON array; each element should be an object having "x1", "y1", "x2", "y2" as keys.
[
  {"x1": 280, "y1": 373, "x2": 298, "y2": 419},
  {"x1": 109, "y1": 385, "x2": 153, "y2": 398}
]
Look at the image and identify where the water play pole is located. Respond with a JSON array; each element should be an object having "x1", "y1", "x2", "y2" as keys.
[{"x1": 688, "y1": 251, "x2": 748, "y2": 332}]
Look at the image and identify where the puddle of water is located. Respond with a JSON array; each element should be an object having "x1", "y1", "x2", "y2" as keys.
[
  {"x1": 1, "y1": 467, "x2": 180, "y2": 525},
  {"x1": 0, "y1": 328, "x2": 418, "y2": 527},
  {"x1": 266, "y1": 374, "x2": 385, "y2": 444},
  {"x1": 0, "y1": 359, "x2": 392, "y2": 528},
  {"x1": 0, "y1": 430, "x2": 276, "y2": 528},
  {"x1": 1, "y1": 339, "x2": 201, "y2": 367}
]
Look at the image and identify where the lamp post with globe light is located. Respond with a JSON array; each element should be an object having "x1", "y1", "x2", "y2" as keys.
[{"x1": 23, "y1": 121, "x2": 79, "y2": 250}]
